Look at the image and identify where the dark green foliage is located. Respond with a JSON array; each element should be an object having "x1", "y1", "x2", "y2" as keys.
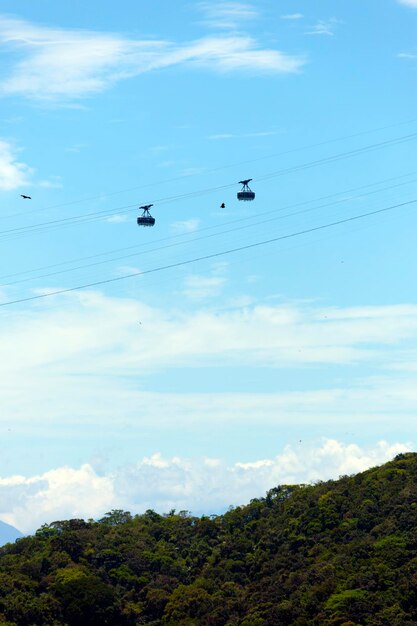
[{"x1": 1, "y1": 453, "x2": 417, "y2": 624}]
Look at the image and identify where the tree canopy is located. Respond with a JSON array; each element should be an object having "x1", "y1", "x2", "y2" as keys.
[{"x1": 0, "y1": 453, "x2": 417, "y2": 625}]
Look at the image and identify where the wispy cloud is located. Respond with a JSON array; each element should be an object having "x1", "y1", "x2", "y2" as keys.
[
  {"x1": 281, "y1": 13, "x2": 304, "y2": 20},
  {"x1": 306, "y1": 18, "x2": 340, "y2": 37},
  {"x1": 106, "y1": 214, "x2": 129, "y2": 223},
  {"x1": 209, "y1": 133, "x2": 234, "y2": 140},
  {"x1": 2, "y1": 294, "x2": 417, "y2": 377},
  {"x1": 38, "y1": 176, "x2": 63, "y2": 189},
  {"x1": 183, "y1": 274, "x2": 227, "y2": 299},
  {"x1": 65, "y1": 143, "x2": 88, "y2": 153},
  {"x1": 0, "y1": 291, "x2": 416, "y2": 515},
  {"x1": 0, "y1": 439, "x2": 411, "y2": 533},
  {"x1": 198, "y1": 2, "x2": 258, "y2": 29},
  {"x1": 0, "y1": 293, "x2": 417, "y2": 429},
  {"x1": 183, "y1": 261, "x2": 228, "y2": 298},
  {"x1": 149, "y1": 144, "x2": 175, "y2": 155},
  {"x1": 398, "y1": 51, "x2": 417, "y2": 59},
  {"x1": 179, "y1": 166, "x2": 207, "y2": 176},
  {"x1": 0, "y1": 139, "x2": 33, "y2": 190},
  {"x1": 171, "y1": 218, "x2": 201, "y2": 233},
  {"x1": 0, "y1": 17, "x2": 306, "y2": 102},
  {"x1": 398, "y1": 0, "x2": 417, "y2": 6},
  {"x1": 209, "y1": 129, "x2": 278, "y2": 140}
]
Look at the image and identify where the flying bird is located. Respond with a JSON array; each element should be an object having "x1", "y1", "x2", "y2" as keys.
[{"x1": 20, "y1": 195, "x2": 31, "y2": 199}]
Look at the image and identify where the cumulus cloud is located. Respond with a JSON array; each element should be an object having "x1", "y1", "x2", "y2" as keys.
[
  {"x1": 113, "y1": 440, "x2": 412, "y2": 514},
  {"x1": 0, "y1": 439, "x2": 411, "y2": 533},
  {"x1": 0, "y1": 139, "x2": 33, "y2": 190},
  {"x1": 0, "y1": 464, "x2": 114, "y2": 533},
  {"x1": 0, "y1": 16, "x2": 306, "y2": 102}
]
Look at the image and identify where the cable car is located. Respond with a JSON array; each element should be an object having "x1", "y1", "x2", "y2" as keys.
[
  {"x1": 237, "y1": 179, "x2": 255, "y2": 201},
  {"x1": 137, "y1": 204, "x2": 155, "y2": 227}
]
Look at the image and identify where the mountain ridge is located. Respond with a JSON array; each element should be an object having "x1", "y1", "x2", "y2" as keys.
[{"x1": 0, "y1": 520, "x2": 23, "y2": 547}]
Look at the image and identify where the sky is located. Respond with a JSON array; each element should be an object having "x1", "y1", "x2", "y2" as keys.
[{"x1": 0, "y1": 0, "x2": 417, "y2": 534}]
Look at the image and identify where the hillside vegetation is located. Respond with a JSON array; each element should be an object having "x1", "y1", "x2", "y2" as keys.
[{"x1": 1, "y1": 453, "x2": 417, "y2": 625}]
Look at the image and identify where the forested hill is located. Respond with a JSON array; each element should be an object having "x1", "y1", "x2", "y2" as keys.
[{"x1": 1, "y1": 454, "x2": 417, "y2": 625}]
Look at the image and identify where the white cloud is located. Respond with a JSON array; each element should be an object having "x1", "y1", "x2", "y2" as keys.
[
  {"x1": 281, "y1": 13, "x2": 304, "y2": 20},
  {"x1": 398, "y1": 0, "x2": 417, "y2": 6},
  {"x1": 209, "y1": 129, "x2": 277, "y2": 140},
  {"x1": 0, "y1": 439, "x2": 411, "y2": 533},
  {"x1": 184, "y1": 37, "x2": 305, "y2": 73},
  {"x1": 183, "y1": 274, "x2": 227, "y2": 299},
  {"x1": 38, "y1": 177, "x2": 63, "y2": 189},
  {"x1": 182, "y1": 261, "x2": 228, "y2": 298},
  {"x1": 106, "y1": 214, "x2": 129, "y2": 223},
  {"x1": 0, "y1": 291, "x2": 417, "y2": 514},
  {"x1": 0, "y1": 17, "x2": 306, "y2": 102},
  {"x1": 398, "y1": 51, "x2": 417, "y2": 59},
  {"x1": 149, "y1": 144, "x2": 177, "y2": 156},
  {"x1": 2, "y1": 293, "x2": 417, "y2": 377},
  {"x1": 0, "y1": 293, "x2": 417, "y2": 443},
  {"x1": 210, "y1": 133, "x2": 235, "y2": 140},
  {"x1": 198, "y1": 2, "x2": 258, "y2": 29},
  {"x1": 0, "y1": 139, "x2": 33, "y2": 190},
  {"x1": 171, "y1": 218, "x2": 201, "y2": 233},
  {"x1": 306, "y1": 19, "x2": 340, "y2": 36},
  {"x1": 0, "y1": 464, "x2": 114, "y2": 533},
  {"x1": 65, "y1": 143, "x2": 88, "y2": 153},
  {"x1": 179, "y1": 166, "x2": 207, "y2": 176}
]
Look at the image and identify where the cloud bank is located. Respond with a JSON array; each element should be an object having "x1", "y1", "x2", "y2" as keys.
[
  {"x1": 3, "y1": 292, "x2": 417, "y2": 378},
  {"x1": 0, "y1": 292, "x2": 416, "y2": 533},
  {"x1": 0, "y1": 439, "x2": 410, "y2": 534},
  {"x1": 1, "y1": 292, "x2": 417, "y2": 434}
]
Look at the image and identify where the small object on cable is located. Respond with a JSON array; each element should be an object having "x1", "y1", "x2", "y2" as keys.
[
  {"x1": 20, "y1": 194, "x2": 32, "y2": 199},
  {"x1": 237, "y1": 179, "x2": 255, "y2": 201},
  {"x1": 137, "y1": 204, "x2": 155, "y2": 227}
]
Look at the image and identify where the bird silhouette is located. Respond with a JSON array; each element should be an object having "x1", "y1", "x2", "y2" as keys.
[
  {"x1": 20, "y1": 195, "x2": 31, "y2": 199},
  {"x1": 220, "y1": 202, "x2": 225, "y2": 208}
]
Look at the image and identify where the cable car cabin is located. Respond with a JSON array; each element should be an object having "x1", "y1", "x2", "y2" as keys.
[
  {"x1": 137, "y1": 204, "x2": 155, "y2": 227},
  {"x1": 237, "y1": 179, "x2": 255, "y2": 201},
  {"x1": 137, "y1": 215, "x2": 155, "y2": 227}
]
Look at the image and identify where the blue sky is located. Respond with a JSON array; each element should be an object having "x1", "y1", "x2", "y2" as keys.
[{"x1": 0, "y1": 0, "x2": 417, "y2": 532}]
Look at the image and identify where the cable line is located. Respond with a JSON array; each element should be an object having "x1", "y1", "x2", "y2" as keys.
[
  {"x1": 1, "y1": 198, "x2": 415, "y2": 308},
  {"x1": 0, "y1": 131, "x2": 416, "y2": 242},
  {"x1": 3, "y1": 116, "x2": 417, "y2": 221},
  {"x1": 255, "y1": 132, "x2": 417, "y2": 183},
  {"x1": 2, "y1": 176, "x2": 416, "y2": 287}
]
